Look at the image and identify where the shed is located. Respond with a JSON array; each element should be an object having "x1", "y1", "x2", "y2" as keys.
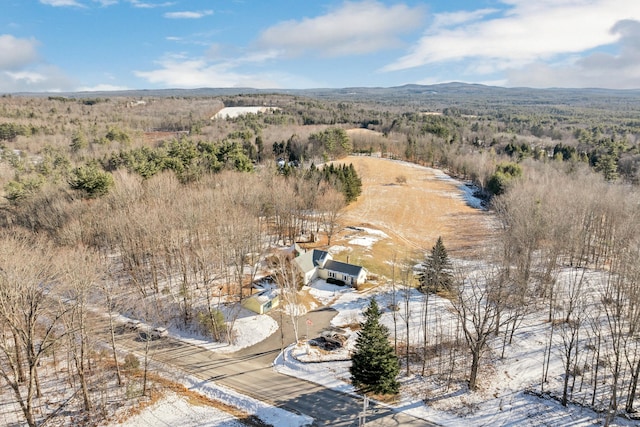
[{"x1": 242, "y1": 289, "x2": 280, "y2": 314}]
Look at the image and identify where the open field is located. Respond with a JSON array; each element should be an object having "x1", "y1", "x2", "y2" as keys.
[{"x1": 330, "y1": 156, "x2": 496, "y2": 277}]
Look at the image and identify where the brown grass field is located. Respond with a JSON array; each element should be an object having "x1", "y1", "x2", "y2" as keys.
[{"x1": 329, "y1": 156, "x2": 497, "y2": 279}]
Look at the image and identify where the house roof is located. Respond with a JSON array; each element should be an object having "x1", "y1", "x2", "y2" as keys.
[
  {"x1": 324, "y1": 259, "x2": 365, "y2": 277},
  {"x1": 293, "y1": 243, "x2": 305, "y2": 255},
  {"x1": 251, "y1": 289, "x2": 278, "y2": 305},
  {"x1": 293, "y1": 249, "x2": 330, "y2": 274}
]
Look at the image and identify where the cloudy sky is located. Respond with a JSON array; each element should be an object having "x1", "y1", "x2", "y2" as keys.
[{"x1": 2, "y1": 0, "x2": 640, "y2": 92}]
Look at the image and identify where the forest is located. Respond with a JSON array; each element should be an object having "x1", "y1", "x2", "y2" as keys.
[{"x1": 2, "y1": 84, "x2": 640, "y2": 425}]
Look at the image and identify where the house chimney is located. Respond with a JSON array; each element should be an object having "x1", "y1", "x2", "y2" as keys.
[{"x1": 347, "y1": 255, "x2": 351, "y2": 264}]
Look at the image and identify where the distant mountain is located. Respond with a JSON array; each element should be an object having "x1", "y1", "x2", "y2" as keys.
[{"x1": 11, "y1": 83, "x2": 640, "y2": 112}]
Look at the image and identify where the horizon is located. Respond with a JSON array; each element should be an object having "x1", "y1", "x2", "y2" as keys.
[
  {"x1": 7, "y1": 81, "x2": 640, "y2": 97},
  {"x1": 3, "y1": 1, "x2": 640, "y2": 93}
]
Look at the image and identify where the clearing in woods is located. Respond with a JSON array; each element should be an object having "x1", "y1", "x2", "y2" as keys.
[{"x1": 330, "y1": 156, "x2": 495, "y2": 277}]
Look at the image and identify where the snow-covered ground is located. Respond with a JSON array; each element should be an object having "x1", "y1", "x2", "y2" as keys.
[
  {"x1": 112, "y1": 371, "x2": 312, "y2": 427},
  {"x1": 212, "y1": 106, "x2": 280, "y2": 119},
  {"x1": 174, "y1": 309, "x2": 279, "y2": 354},
  {"x1": 346, "y1": 226, "x2": 390, "y2": 248},
  {"x1": 116, "y1": 392, "x2": 245, "y2": 427},
  {"x1": 108, "y1": 170, "x2": 632, "y2": 426},
  {"x1": 116, "y1": 306, "x2": 278, "y2": 354},
  {"x1": 111, "y1": 229, "x2": 638, "y2": 426},
  {"x1": 274, "y1": 277, "x2": 639, "y2": 426},
  {"x1": 432, "y1": 168, "x2": 486, "y2": 210}
]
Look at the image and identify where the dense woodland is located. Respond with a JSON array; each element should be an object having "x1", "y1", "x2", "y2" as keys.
[{"x1": 2, "y1": 85, "x2": 640, "y2": 425}]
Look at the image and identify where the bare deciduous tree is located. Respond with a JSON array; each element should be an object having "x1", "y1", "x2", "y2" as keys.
[
  {"x1": 273, "y1": 254, "x2": 302, "y2": 343},
  {"x1": 318, "y1": 184, "x2": 345, "y2": 246},
  {"x1": 0, "y1": 234, "x2": 67, "y2": 427},
  {"x1": 453, "y1": 268, "x2": 508, "y2": 391}
]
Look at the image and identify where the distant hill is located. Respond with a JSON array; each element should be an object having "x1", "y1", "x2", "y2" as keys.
[{"x1": 10, "y1": 82, "x2": 640, "y2": 112}]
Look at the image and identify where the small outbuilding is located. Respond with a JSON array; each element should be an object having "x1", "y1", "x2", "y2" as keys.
[{"x1": 242, "y1": 288, "x2": 280, "y2": 314}]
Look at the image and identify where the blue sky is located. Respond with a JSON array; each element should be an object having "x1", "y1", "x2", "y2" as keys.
[{"x1": 2, "y1": 0, "x2": 640, "y2": 92}]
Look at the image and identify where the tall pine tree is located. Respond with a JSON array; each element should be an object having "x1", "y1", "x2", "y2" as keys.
[
  {"x1": 418, "y1": 236, "x2": 453, "y2": 293},
  {"x1": 350, "y1": 298, "x2": 400, "y2": 395}
]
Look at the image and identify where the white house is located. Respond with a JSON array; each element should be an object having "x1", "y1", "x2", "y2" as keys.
[{"x1": 292, "y1": 246, "x2": 367, "y2": 288}]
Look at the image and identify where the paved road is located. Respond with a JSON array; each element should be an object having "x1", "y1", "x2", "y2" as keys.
[{"x1": 114, "y1": 307, "x2": 436, "y2": 426}]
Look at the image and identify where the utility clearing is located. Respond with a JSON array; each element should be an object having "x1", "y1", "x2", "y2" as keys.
[{"x1": 337, "y1": 156, "x2": 492, "y2": 255}]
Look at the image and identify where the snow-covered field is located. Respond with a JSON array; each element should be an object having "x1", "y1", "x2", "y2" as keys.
[{"x1": 212, "y1": 106, "x2": 280, "y2": 119}]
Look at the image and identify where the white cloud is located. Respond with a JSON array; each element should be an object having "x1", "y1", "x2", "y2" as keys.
[
  {"x1": 5, "y1": 71, "x2": 46, "y2": 84},
  {"x1": 76, "y1": 83, "x2": 129, "y2": 91},
  {"x1": 40, "y1": 0, "x2": 85, "y2": 7},
  {"x1": 129, "y1": 0, "x2": 174, "y2": 8},
  {"x1": 0, "y1": 35, "x2": 39, "y2": 70},
  {"x1": 430, "y1": 9, "x2": 498, "y2": 29},
  {"x1": 257, "y1": 0, "x2": 424, "y2": 57},
  {"x1": 506, "y1": 19, "x2": 640, "y2": 89},
  {"x1": 134, "y1": 54, "x2": 279, "y2": 88},
  {"x1": 93, "y1": 0, "x2": 118, "y2": 6},
  {"x1": 0, "y1": 34, "x2": 76, "y2": 93},
  {"x1": 384, "y1": 0, "x2": 640, "y2": 72},
  {"x1": 164, "y1": 10, "x2": 213, "y2": 19},
  {"x1": 0, "y1": 65, "x2": 74, "y2": 93}
]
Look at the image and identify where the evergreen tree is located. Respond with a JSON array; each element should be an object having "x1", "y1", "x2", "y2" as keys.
[
  {"x1": 70, "y1": 130, "x2": 88, "y2": 152},
  {"x1": 350, "y1": 298, "x2": 400, "y2": 395},
  {"x1": 344, "y1": 163, "x2": 362, "y2": 202},
  {"x1": 304, "y1": 162, "x2": 362, "y2": 203},
  {"x1": 69, "y1": 162, "x2": 114, "y2": 198},
  {"x1": 418, "y1": 236, "x2": 454, "y2": 293}
]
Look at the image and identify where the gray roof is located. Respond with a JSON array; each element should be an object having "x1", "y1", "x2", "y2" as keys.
[
  {"x1": 294, "y1": 249, "x2": 330, "y2": 274},
  {"x1": 312, "y1": 250, "x2": 330, "y2": 266},
  {"x1": 252, "y1": 289, "x2": 278, "y2": 304},
  {"x1": 323, "y1": 259, "x2": 364, "y2": 277}
]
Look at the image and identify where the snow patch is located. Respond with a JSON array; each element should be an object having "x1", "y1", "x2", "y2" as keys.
[
  {"x1": 181, "y1": 374, "x2": 313, "y2": 427},
  {"x1": 307, "y1": 280, "x2": 352, "y2": 305},
  {"x1": 175, "y1": 313, "x2": 279, "y2": 354},
  {"x1": 348, "y1": 236, "x2": 379, "y2": 248},
  {"x1": 117, "y1": 392, "x2": 245, "y2": 427},
  {"x1": 328, "y1": 245, "x2": 351, "y2": 254}
]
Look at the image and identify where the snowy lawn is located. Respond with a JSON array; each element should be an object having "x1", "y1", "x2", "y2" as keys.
[
  {"x1": 174, "y1": 308, "x2": 279, "y2": 354},
  {"x1": 115, "y1": 307, "x2": 278, "y2": 354}
]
